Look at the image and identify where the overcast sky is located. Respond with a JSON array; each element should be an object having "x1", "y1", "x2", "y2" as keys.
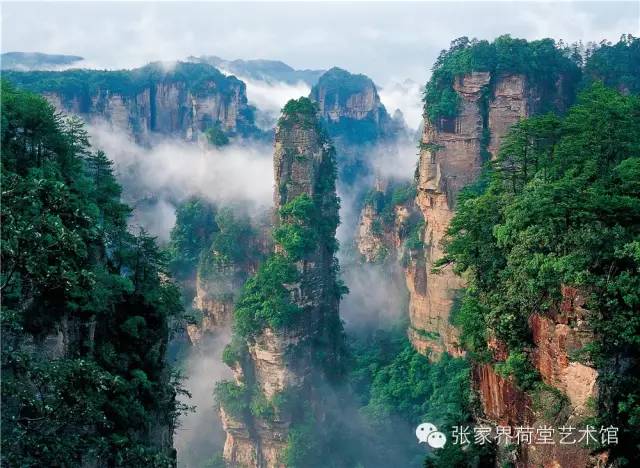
[{"x1": 2, "y1": 1, "x2": 638, "y2": 84}]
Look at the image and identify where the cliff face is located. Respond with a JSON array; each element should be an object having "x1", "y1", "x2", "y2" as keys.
[
  {"x1": 187, "y1": 276, "x2": 235, "y2": 344},
  {"x1": 529, "y1": 286, "x2": 598, "y2": 416},
  {"x1": 221, "y1": 99, "x2": 342, "y2": 467},
  {"x1": 5, "y1": 62, "x2": 258, "y2": 142},
  {"x1": 416, "y1": 71, "x2": 598, "y2": 466},
  {"x1": 188, "y1": 250, "x2": 265, "y2": 345},
  {"x1": 310, "y1": 67, "x2": 391, "y2": 128},
  {"x1": 412, "y1": 71, "x2": 496, "y2": 357},
  {"x1": 354, "y1": 178, "x2": 421, "y2": 265},
  {"x1": 472, "y1": 286, "x2": 599, "y2": 467},
  {"x1": 309, "y1": 67, "x2": 404, "y2": 186}
]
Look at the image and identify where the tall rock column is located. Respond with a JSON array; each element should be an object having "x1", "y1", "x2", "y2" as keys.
[
  {"x1": 220, "y1": 97, "x2": 343, "y2": 467},
  {"x1": 411, "y1": 72, "x2": 490, "y2": 357},
  {"x1": 411, "y1": 72, "x2": 532, "y2": 357}
]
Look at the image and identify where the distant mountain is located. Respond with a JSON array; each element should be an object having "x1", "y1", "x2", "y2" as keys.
[
  {"x1": 309, "y1": 67, "x2": 407, "y2": 186},
  {"x1": 310, "y1": 67, "x2": 401, "y2": 145},
  {"x1": 1, "y1": 52, "x2": 84, "y2": 70},
  {"x1": 188, "y1": 55, "x2": 324, "y2": 86},
  {"x1": 4, "y1": 62, "x2": 261, "y2": 142}
]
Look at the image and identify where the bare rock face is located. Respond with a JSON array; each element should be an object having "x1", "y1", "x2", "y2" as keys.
[
  {"x1": 487, "y1": 74, "x2": 529, "y2": 157},
  {"x1": 412, "y1": 71, "x2": 492, "y2": 357},
  {"x1": 50, "y1": 81, "x2": 246, "y2": 142},
  {"x1": 187, "y1": 276, "x2": 235, "y2": 344},
  {"x1": 529, "y1": 286, "x2": 598, "y2": 416},
  {"x1": 472, "y1": 286, "x2": 599, "y2": 468},
  {"x1": 411, "y1": 72, "x2": 554, "y2": 358},
  {"x1": 474, "y1": 363, "x2": 532, "y2": 426},
  {"x1": 356, "y1": 203, "x2": 388, "y2": 262},
  {"x1": 222, "y1": 99, "x2": 341, "y2": 467}
]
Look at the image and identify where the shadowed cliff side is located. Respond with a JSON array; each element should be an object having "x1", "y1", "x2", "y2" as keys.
[{"x1": 309, "y1": 67, "x2": 407, "y2": 188}]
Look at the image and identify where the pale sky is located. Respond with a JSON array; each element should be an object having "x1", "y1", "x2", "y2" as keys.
[{"x1": 2, "y1": 1, "x2": 639, "y2": 84}]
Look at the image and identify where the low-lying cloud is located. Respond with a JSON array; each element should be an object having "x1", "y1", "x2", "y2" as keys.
[
  {"x1": 87, "y1": 121, "x2": 274, "y2": 242},
  {"x1": 379, "y1": 79, "x2": 424, "y2": 130},
  {"x1": 218, "y1": 68, "x2": 311, "y2": 129},
  {"x1": 173, "y1": 331, "x2": 232, "y2": 468}
]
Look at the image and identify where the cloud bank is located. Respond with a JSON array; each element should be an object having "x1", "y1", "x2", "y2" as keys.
[
  {"x1": 87, "y1": 121, "x2": 274, "y2": 242},
  {"x1": 218, "y1": 68, "x2": 311, "y2": 129},
  {"x1": 3, "y1": 2, "x2": 636, "y2": 84}
]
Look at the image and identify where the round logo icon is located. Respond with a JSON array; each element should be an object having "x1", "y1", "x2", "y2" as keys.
[{"x1": 427, "y1": 431, "x2": 447, "y2": 449}]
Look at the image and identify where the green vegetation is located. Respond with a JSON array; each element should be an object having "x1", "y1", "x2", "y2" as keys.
[
  {"x1": 404, "y1": 219, "x2": 425, "y2": 252},
  {"x1": 232, "y1": 102, "x2": 343, "y2": 339},
  {"x1": 273, "y1": 194, "x2": 318, "y2": 260},
  {"x1": 168, "y1": 201, "x2": 261, "y2": 314},
  {"x1": 442, "y1": 83, "x2": 640, "y2": 462},
  {"x1": 584, "y1": 34, "x2": 640, "y2": 94},
  {"x1": 197, "y1": 208, "x2": 261, "y2": 299},
  {"x1": 342, "y1": 325, "x2": 495, "y2": 467},
  {"x1": 424, "y1": 35, "x2": 581, "y2": 125},
  {"x1": 4, "y1": 61, "x2": 239, "y2": 103},
  {"x1": 221, "y1": 335, "x2": 248, "y2": 367},
  {"x1": 1, "y1": 82, "x2": 184, "y2": 466},
  {"x1": 363, "y1": 181, "x2": 417, "y2": 232},
  {"x1": 214, "y1": 380, "x2": 249, "y2": 420},
  {"x1": 311, "y1": 67, "x2": 375, "y2": 107},
  {"x1": 494, "y1": 351, "x2": 540, "y2": 391},
  {"x1": 205, "y1": 123, "x2": 230, "y2": 147},
  {"x1": 215, "y1": 379, "x2": 287, "y2": 427},
  {"x1": 278, "y1": 97, "x2": 320, "y2": 130},
  {"x1": 532, "y1": 384, "x2": 570, "y2": 424},
  {"x1": 282, "y1": 417, "x2": 324, "y2": 468},
  {"x1": 168, "y1": 197, "x2": 218, "y2": 280},
  {"x1": 233, "y1": 254, "x2": 302, "y2": 337}
]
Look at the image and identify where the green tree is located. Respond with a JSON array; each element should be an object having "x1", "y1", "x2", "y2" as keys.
[
  {"x1": 443, "y1": 83, "x2": 640, "y2": 462},
  {"x1": 1, "y1": 81, "x2": 184, "y2": 466}
]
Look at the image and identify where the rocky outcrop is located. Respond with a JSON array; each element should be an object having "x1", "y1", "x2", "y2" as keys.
[
  {"x1": 529, "y1": 286, "x2": 598, "y2": 416},
  {"x1": 412, "y1": 71, "x2": 493, "y2": 357},
  {"x1": 411, "y1": 71, "x2": 571, "y2": 357},
  {"x1": 356, "y1": 203, "x2": 387, "y2": 262},
  {"x1": 187, "y1": 277, "x2": 235, "y2": 344},
  {"x1": 471, "y1": 286, "x2": 599, "y2": 468},
  {"x1": 309, "y1": 67, "x2": 405, "y2": 186},
  {"x1": 415, "y1": 67, "x2": 598, "y2": 465},
  {"x1": 474, "y1": 363, "x2": 532, "y2": 426},
  {"x1": 310, "y1": 67, "x2": 390, "y2": 127},
  {"x1": 5, "y1": 62, "x2": 258, "y2": 142},
  {"x1": 354, "y1": 180, "x2": 422, "y2": 265},
  {"x1": 221, "y1": 99, "x2": 342, "y2": 467},
  {"x1": 487, "y1": 74, "x2": 529, "y2": 157}
]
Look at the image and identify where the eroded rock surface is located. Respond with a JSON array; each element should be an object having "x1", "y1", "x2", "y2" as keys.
[{"x1": 222, "y1": 100, "x2": 342, "y2": 467}]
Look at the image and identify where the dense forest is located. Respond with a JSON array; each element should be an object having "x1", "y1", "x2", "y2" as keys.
[
  {"x1": 442, "y1": 82, "x2": 640, "y2": 464},
  {"x1": 1, "y1": 81, "x2": 185, "y2": 466}
]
